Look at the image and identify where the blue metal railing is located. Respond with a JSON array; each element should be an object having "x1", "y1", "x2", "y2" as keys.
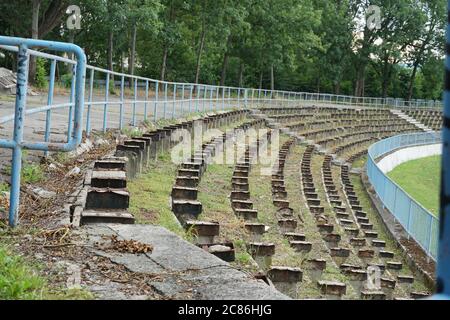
[
  {"x1": 366, "y1": 132, "x2": 442, "y2": 260},
  {"x1": 0, "y1": 36, "x2": 86, "y2": 227}
]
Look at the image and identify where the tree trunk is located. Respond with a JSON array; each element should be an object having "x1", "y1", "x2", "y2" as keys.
[
  {"x1": 68, "y1": 32, "x2": 75, "y2": 60},
  {"x1": 161, "y1": 45, "x2": 168, "y2": 82},
  {"x1": 29, "y1": 0, "x2": 41, "y2": 84},
  {"x1": 219, "y1": 52, "x2": 229, "y2": 87},
  {"x1": 238, "y1": 61, "x2": 244, "y2": 87},
  {"x1": 354, "y1": 65, "x2": 366, "y2": 97},
  {"x1": 161, "y1": 1, "x2": 175, "y2": 82},
  {"x1": 334, "y1": 81, "x2": 341, "y2": 95},
  {"x1": 270, "y1": 64, "x2": 274, "y2": 91},
  {"x1": 121, "y1": 52, "x2": 124, "y2": 73},
  {"x1": 381, "y1": 57, "x2": 391, "y2": 99},
  {"x1": 407, "y1": 63, "x2": 419, "y2": 102},
  {"x1": 194, "y1": 25, "x2": 206, "y2": 84},
  {"x1": 129, "y1": 22, "x2": 137, "y2": 80},
  {"x1": 107, "y1": 30, "x2": 114, "y2": 85},
  {"x1": 220, "y1": 36, "x2": 232, "y2": 87},
  {"x1": 259, "y1": 70, "x2": 263, "y2": 89}
]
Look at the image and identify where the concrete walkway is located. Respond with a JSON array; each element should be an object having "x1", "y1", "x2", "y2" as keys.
[{"x1": 84, "y1": 224, "x2": 289, "y2": 300}]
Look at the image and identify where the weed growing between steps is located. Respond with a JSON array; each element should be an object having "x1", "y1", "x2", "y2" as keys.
[
  {"x1": 128, "y1": 152, "x2": 185, "y2": 237},
  {"x1": 196, "y1": 163, "x2": 259, "y2": 272},
  {"x1": 282, "y1": 143, "x2": 358, "y2": 299},
  {"x1": 352, "y1": 155, "x2": 368, "y2": 169},
  {"x1": 127, "y1": 112, "x2": 246, "y2": 239}
]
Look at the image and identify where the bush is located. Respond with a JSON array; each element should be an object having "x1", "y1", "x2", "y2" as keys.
[
  {"x1": 60, "y1": 73, "x2": 73, "y2": 88},
  {"x1": 34, "y1": 58, "x2": 47, "y2": 89}
]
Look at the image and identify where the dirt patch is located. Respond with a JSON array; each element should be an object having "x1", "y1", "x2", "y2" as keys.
[{"x1": 400, "y1": 237, "x2": 436, "y2": 278}]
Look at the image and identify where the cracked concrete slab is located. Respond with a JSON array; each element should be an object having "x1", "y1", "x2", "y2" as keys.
[{"x1": 83, "y1": 223, "x2": 289, "y2": 300}]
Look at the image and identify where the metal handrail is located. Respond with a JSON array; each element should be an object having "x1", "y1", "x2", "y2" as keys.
[{"x1": 0, "y1": 36, "x2": 86, "y2": 227}]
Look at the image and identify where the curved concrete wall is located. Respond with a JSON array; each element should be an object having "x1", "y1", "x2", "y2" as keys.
[{"x1": 378, "y1": 143, "x2": 442, "y2": 174}]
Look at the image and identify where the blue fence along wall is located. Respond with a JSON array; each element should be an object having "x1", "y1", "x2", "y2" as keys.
[{"x1": 366, "y1": 132, "x2": 441, "y2": 260}]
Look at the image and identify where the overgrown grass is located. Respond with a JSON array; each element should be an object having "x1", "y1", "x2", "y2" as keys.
[
  {"x1": 127, "y1": 153, "x2": 184, "y2": 236},
  {"x1": 0, "y1": 245, "x2": 93, "y2": 300},
  {"x1": 352, "y1": 155, "x2": 368, "y2": 169},
  {"x1": 0, "y1": 245, "x2": 46, "y2": 299},
  {"x1": 387, "y1": 155, "x2": 440, "y2": 216},
  {"x1": 0, "y1": 183, "x2": 9, "y2": 193},
  {"x1": 3, "y1": 151, "x2": 44, "y2": 184}
]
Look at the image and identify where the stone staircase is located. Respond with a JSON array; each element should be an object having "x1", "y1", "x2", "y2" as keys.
[{"x1": 390, "y1": 109, "x2": 434, "y2": 133}]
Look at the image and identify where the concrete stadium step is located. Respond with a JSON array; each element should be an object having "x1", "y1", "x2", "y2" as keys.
[
  {"x1": 199, "y1": 242, "x2": 236, "y2": 262},
  {"x1": 185, "y1": 221, "x2": 220, "y2": 245},
  {"x1": 89, "y1": 169, "x2": 127, "y2": 189},
  {"x1": 318, "y1": 281, "x2": 347, "y2": 300},
  {"x1": 171, "y1": 187, "x2": 198, "y2": 201},
  {"x1": 235, "y1": 209, "x2": 258, "y2": 221},
  {"x1": 360, "y1": 291, "x2": 386, "y2": 300},
  {"x1": 232, "y1": 200, "x2": 254, "y2": 210},
  {"x1": 303, "y1": 259, "x2": 326, "y2": 282},
  {"x1": 283, "y1": 232, "x2": 306, "y2": 242},
  {"x1": 267, "y1": 267, "x2": 303, "y2": 298},
  {"x1": 85, "y1": 188, "x2": 130, "y2": 210},
  {"x1": 379, "y1": 250, "x2": 395, "y2": 259},
  {"x1": 247, "y1": 242, "x2": 276, "y2": 271},
  {"x1": 323, "y1": 233, "x2": 341, "y2": 249},
  {"x1": 245, "y1": 223, "x2": 267, "y2": 240},
  {"x1": 289, "y1": 241, "x2": 313, "y2": 255},
  {"x1": 175, "y1": 176, "x2": 200, "y2": 188},
  {"x1": 81, "y1": 209, "x2": 135, "y2": 225},
  {"x1": 278, "y1": 219, "x2": 298, "y2": 233},
  {"x1": 172, "y1": 200, "x2": 203, "y2": 220},
  {"x1": 330, "y1": 247, "x2": 351, "y2": 266}
]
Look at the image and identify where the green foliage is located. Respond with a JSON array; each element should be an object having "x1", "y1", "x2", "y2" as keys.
[
  {"x1": 60, "y1": 74, "x2": 73, "y2": 88},
  {"x1": 0, "y1": 246, "x2": 46, "y2": 300},
  {"x1": 34, "y1": 58, "x2": 47, "y2": 89},
  {"x1": 121, "y1": 127, "x2": 143, "y2": 138},
  {"x1": 0, "y1": 0, "x2": 445, "y2": 100},
  {"x1": 22, "y1": 164, "x2": 44, "y2": 184},
  {"x1": 0, "y1": 183, "x2": 8, "y2": 193}
]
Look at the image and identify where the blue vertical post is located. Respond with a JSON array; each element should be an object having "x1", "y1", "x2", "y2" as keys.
[
  {"x1": 102, "y1": 73, "x2": 109, "y2": 133},
  {"x1": 119, "y1": 76, "x2": 125, "y2": 130},
  {"x1": 181, "y1": 84, "x2": 185, "y2": 115},
  {"x1": 67, "y1": 64, "x2": 76, "y2": 140},
  {"x1": 189, "y1": 85, "x2": 193, "y2": 114},
  {"x1": 228, "y1": 87, "x2": 231, "y2": 109},
  {"x1": 222, "y1": 87, "x2": 225, "y2": 110},
  {"x1": 163, "y1": 82, "x2": 168, "y2": 119},
  {"x1": 9, "y1": 44, "x2": 29, "y2": 227},
  {"x1": 154, "y1": 81, "x2": 159, "y2": 121},
  {"x1": 251, "y1": 89, "x2": 255, "y2": 108},
  {"x1": 195, "y1": 85, "x2": 199, "y2": 112},
  {"x1": 44, "y1": 59, "x2": 56, "y2": 157},
  {"x1": 86, "y1": 68, "x2": 94, "y2": 136},
  {"x1": 436, "y1": 0, "x2": 450, "y2": 299},
  {"x1": 172, "y1": 83, "x2": 176, "y2": 119},
  {"x1": 203, "y1": 85, "x2": 207, "y2": 112},
  {"x1": 209, "y1": 86, "x2": 213, "y2": 111},
  {"x1": 144, "y1": 80, "x2": 149, "y2": 121},
  {"x1": 215, "y1": 86, "x2": 219, "y2": 111},
  {"x1": 244, "y1": 89, "x2": 248, "y2": 109},
  {"x1": 237, "y1": 88, "x2": 241, "y2": 109},
  {"x1": 132, "y1": 78, "x2": 137, "y2": 126}
]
